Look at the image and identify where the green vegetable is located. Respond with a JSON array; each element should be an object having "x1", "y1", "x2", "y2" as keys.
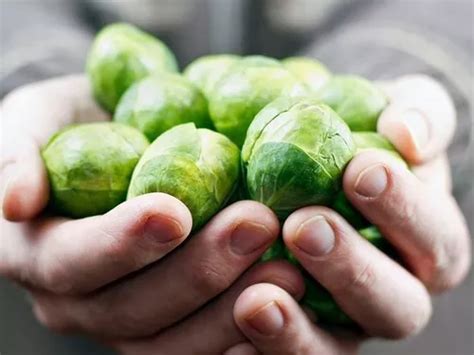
[
  {"x1": 208, "y1": 55, "x2": 307, "y2": 147},
  {"x1": 42, "y1": 122, "x2": 149, "y2": 218},
  {"x1": 87, "y1": 23, "x2": 178, "y2": 112},
  {"x1": 359, "y1": 225, "x2": 391, "y2": 251},
  {"x1": 316, "y1": 75, "x2": 388, "y2": 131},
  {"x1": 332, "y1": 132, "x2": 406, "y2": 228},
  {"x1": 282, "y1": 56, "x2": 331, "y2": 92},
  {"x1": 299, "y1": 133, "x2": 404, "y2": 325},
  {"x1": 183, "y1": 54, "x2": 240, "y2": 97},
  {"x1": 128, "y1": 123, "x2": 240, "y2": 230},
  {"x1": 302, "y1": 277, "x2": 353, "y2": 325},
  {"x1": 242, "y1": 96, "x2": 355, "y2": 219},
  {"x1": 114, "y1": 73, "x2": 212, "y2": 142},
  {"x1": 352, "y1": 131, "x2": 404, "y2": 162},
  {"x1": 261, "y1": 238, "x2": 286, "y2": 262}
]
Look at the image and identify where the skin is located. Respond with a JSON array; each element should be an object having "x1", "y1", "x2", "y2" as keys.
[{"x1": 0, "y1": 74, "x2": 471, "y2": 354}]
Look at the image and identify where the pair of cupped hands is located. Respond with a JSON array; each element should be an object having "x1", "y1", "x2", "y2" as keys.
[{"x1": 0, "y1": 74, "x2": 471, "y2": 355}]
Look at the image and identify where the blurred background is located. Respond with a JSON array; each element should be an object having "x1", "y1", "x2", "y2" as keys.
[{"x1": 1, "y1": 0, "x2": 472, "y2": 354}]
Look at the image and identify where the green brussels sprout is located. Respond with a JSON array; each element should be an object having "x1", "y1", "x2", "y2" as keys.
[
  {"x1": 332, "y1": 132, "x2": 406, "y2": 228},
  {"x1": 298, "y1": 133, "x2": 405, "y2": 325},
  {"x1": 316, "y1": 75, "x2": 388, "y2": 131},
  {"x1": 183, "y1": 54, "x2": 240, "y2": 97},
  {"x1": 128, "y1": 123, "x2": 240, "y2": 230},
  {"x1": 242, "y1": 96, "x2": 355, "y2": 219},
  {"x1": 302, "y1": 277, "x2": 352, "y2": 325},
  {"x1": 208, "y1": 55, "x2": 308, "y2": 147},
  {"x1": 261, "y1": 238, "x2": 286, "y2": 262},
  {"x1": 42, "y1": 122, "x2": 149, "y2": 218},
  {"x1": 359, "y1": 225, "x2": 391, "y2": 251},
  {"x1": 114, "y1": 73, "x2": 213, "y2": 142},
  {"x1": 352, "y1": 131, "x2": 404, "y2": 162},
  {"x1": 282, "y1": 56, "x2": 331, "y2": 92},
  {"x1": 87, "y1": 23, "x2": 178, "y2": 112}
]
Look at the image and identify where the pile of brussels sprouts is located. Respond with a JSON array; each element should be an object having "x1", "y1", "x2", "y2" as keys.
[{"x1": 42, "y1": 23, "x2": 405, "y2": 325}]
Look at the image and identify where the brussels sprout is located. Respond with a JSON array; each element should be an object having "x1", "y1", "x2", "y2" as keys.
[
  {"x1": 359, "y1": 225, "x2": 391, "y2": 251},
  {"x1": 128, "y1": 123, "x2": 240, "y2": 230},
  {"x1": 183, "y1": 54, "x2": 240, "y2": 97},
  {"x1": 42, "y1": 122, "x2": 149, "y2": 218},
  {"x1": 352, "y1": 131, "x2": 404, "y2": 162},
  {"x1": 87, "y1": 23, "x2": 178, "y2": 112},
  {"x1": 114, "y1": 73, "x2": 212, "y2": 142},
  {"x1": 316, "y1": 75, "x2": 388, "y2": 131},
  {"x1": 208, "y1": 55, "x2": 307, "y2": 147},
  {"x1": 282, "y1": 56, "x2": 331, "y2": 92},
  {"x1": 302, "y1": 277, "x2": 353, "y2": 325},
  {"x1": 332, "y1": 132, "x2": 406, "y2": 228},
  {"x1": 298, "y1": 133, "x2": 405, "y2": 325},
  {"x1": 242, "y1": 96, "x2": 355, "y2": 218},
  {"x1": 261, "y1": 238, "x2": 286, "y2": 262}
]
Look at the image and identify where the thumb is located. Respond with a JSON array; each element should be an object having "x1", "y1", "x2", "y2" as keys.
[
  {"x1": 1, "y1": 74, "x2": 109, "y2": 221},
  {"x1": 1, "y1": 132, "x2": 49, "y2": 221},
  {"x1": 377, "y1": 75, "x2": 456, "y2": 165}
]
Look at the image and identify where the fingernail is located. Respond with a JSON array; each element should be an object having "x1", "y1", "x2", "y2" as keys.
[
  {"x1": 231, "y1": 222, "x2": 274, "y2": 255},
  {"x1": 402, "y1": 109, "x2": 430, "y2": 150},
  {"x1": 144, "y1": 215, "x2": 184, "y2": 243},
  {"x1": 294, "y1": 216, "x2": 335, "y2": 256},
  {"x1": 354, "y1": 164, "x2": 388, "y2": 198},
  {"x1": 246, "y1": 301, "x2": 285, "y2": 335}
]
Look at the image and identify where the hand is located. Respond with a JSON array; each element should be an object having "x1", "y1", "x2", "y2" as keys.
[
  {"x1": 225, "y1": 75, "x2": 471, "y2": 354},
  {"x1": 0, "y1": 76, "x2": 305, "y2": 354}
]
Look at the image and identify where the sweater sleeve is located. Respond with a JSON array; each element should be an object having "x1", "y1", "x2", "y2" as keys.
[{"x1": 0, "y1": 1, "x2": 94, "y2": 97}]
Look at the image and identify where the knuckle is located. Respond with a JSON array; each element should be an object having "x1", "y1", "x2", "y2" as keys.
[
  {"x1": 386, "y1": 297, "x2": 432, "y2": 340},
  {"x1": 191, "y1": 260, "x2": 233, "y2": 297},
  {"x1": 426, "y1": 228, "x2": 471, "y2": 293},
  {"x1": 98, "y1": 225, "x2": 143, "y2": 270},
  {"x1": 0, "y1": 252, "x2": 14, "y2": 279},
  {"x1": 106, "y1": 309, "x2": 152, "y2": 337},
  {"x1": 39, "y1": 262, "x2": 75, "y2": 295},
  {"x1": 87, "y1": 295, "x2": 156, "y2": 338},
  {"x1": 337, "y1": 260, "x2": 377, "y2": 294},
  {"x1": 385, "y1": 192, "x2": 416, "y2": 227},
  {"x1": 33, "y1": 302, "x2": 75, "y2": 334}
]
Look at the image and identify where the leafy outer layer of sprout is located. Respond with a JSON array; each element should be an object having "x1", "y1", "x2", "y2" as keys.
[
  {"x1": 127, "y1": 123, "x2": 240, "y2": 230},
  {"x1": 183, "y1": 54, "x2": 240, "y2": 97},
  {"x1": 86, "y1": 23, "x2": 178, "y2": 112},
  {"x1": 42, "y1": 122, "x2": 149, "y2": 218},
  {"x1": 332, "y1": 131, "x2": 407, "y2": 228},
  {"x1": 208, "y1": 55, "x2": 308, "y2": 147},
  {"x1": 299, "y1": 133, "x2": 406, "y2": 325},
  {"x1": 242, "y1": 97, "x2": 355, "y2": 219},
  {"x1": 282, "y1": 56, "x2": 331, "y2": 92},
  {"x1": 114, "y1": 73, "x2": 213, "y2": 142},
  {"x1": 316, "y1": 75, "x2": 388, "y2": 131}
]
